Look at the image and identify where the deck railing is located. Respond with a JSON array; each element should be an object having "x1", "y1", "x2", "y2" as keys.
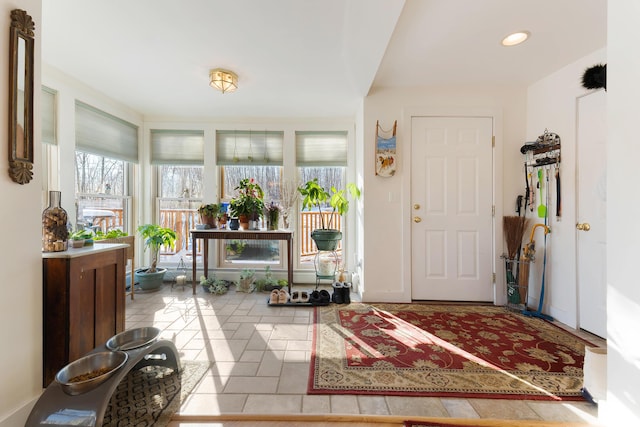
[{"x1": 93, "y1": 207, "x2": 340, "y2": 258}]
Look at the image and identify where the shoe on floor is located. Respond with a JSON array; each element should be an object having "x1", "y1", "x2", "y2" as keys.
[
  {"x1": 309, "y1": 290, "x2": 322, "y2": 305},
  {"x1": 290, "y1": 291, "x2": 300, "y2": 303},
  {"x1": 343, "y1": 282, "x2": 352, "y2": 304},
  {"x1": 269, "y1": 289, "x2": 279, "y2": 304},
  {"x1": 299, "y1": 290, "x2": 310, "y2": 303},
  {"x1": 278, "y1": 289, "x2": 290, "y2": 304},
  {"x1": 332, "y1": 282, "x2": 344, "y2": 304},
  {"x1": 319, "y1": 289, "x2": 331, "y2": 304}
]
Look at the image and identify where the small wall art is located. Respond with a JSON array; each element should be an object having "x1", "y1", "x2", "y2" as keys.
[{"x1": 375, "y1": 120, "x2": 397, "y2": 177}]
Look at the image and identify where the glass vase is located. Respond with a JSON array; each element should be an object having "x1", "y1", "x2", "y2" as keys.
[{"x1": 42, "y1": 190, "x2": 69, "y2": 252}]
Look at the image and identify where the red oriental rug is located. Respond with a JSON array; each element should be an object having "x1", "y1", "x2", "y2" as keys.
[{"x1": 309, "y1": 304, "x2": 594, "y2": 400}]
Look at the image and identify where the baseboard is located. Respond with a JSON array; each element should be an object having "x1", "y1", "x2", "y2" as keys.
[{"x1": 0, "y1": 397, "x2": 38, "y2": 427}]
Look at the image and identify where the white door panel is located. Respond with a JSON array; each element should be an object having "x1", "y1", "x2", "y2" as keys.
[
  {"x1": 577, "y1": 90, "x2": 607, "y2": 338},
  {"x1": 411, "y1": 116, "x2": 493, "y2": 301}
]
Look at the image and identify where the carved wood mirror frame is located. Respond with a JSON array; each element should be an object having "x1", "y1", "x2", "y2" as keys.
[{"x1": 8, "y1": 9, "x2": 35, "y2": 185}]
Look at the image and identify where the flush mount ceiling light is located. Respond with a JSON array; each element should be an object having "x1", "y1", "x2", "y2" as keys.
[
  {"x1": 209, "y1": 69, "x2": 238, "y2": 94},
  {"x1": 501, "y1": 31, "x2": 530, "y2": 47}
]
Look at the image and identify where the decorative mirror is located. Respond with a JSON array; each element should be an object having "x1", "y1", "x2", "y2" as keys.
[{"x1": 8, "y1": 9, "x2": 35, "y2": 185}]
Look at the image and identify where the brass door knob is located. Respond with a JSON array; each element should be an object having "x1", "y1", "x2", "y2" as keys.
[
  {"x1": 413, "y1": 204, "x2": 420, "y2": 210},
  {"x1": 576, "y1": 223, "x2": 591, "y2": 231},
  {"x1": 414, "y1": 216, "x2": 422, "y2": 223}
]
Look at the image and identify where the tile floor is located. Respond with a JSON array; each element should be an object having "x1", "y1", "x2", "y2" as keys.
[{"x1": 124, "y1": 283, "x2": 605, "y2": 424}]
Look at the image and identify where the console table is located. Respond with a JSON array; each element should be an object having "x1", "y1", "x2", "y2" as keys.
[{"x1": 190, "y1": 229, "x2": 294, "y2": 294}]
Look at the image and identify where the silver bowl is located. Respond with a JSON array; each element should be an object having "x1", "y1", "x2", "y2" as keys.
[
  {"x1": 106, "y1": 326, "x2": 161, "y2": 351},
  {"x1": 55, "y1": 351, "x2": 128, "y2": 395}
]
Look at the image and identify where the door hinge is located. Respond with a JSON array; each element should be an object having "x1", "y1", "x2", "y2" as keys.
[
  {"x1": 492, "y1": 205, "x2": 495, "y2": 217},
  {"x1": 492, "y1": 273, "x2": 496, "y2": 283},
  {"x1": 492, "y1": 135, "x2": 495, "y2": 147}
]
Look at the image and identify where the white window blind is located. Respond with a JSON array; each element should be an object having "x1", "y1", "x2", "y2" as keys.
[
  {"x1": 151, "y1": 129, "x2": 204, "y2": 165},
  {"x1": 296, "y1": 131, "x2": 348, "y2": 166},
  {"x1": 42, "y1": 86, "x2": 56, "y2": 145},
  {"x1": 216, "y1": 130, "x2": 283, "y2": 166},
  {"x1": 75, "y1": 101, "x2": 138, "y2": 163}
]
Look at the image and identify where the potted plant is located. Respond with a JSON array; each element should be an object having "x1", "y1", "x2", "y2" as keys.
[
  {"x1": 229, "y1": 178, "x2": 265, "y2": 230},
  {"x1": 265, "y1": 201, "x2": 281, "y2": 230},
  {"x1": 237, "y1": 268, "x2": 255, "y2": 293},
  {"x1": 198, "y1": 203, "x2": 220, "y2": 229},
  {"x1": 298, "y1": 178, "x2": 361, "y2": 251},
  {"x1": 70, "y1": 229, "x2": 93, "y2": 248},
  {"x1": 135, "y1": 224, "x2": 177, "y2": 291}
]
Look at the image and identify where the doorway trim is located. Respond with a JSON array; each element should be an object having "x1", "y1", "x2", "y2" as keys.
[{"x1": 401, "y1": 107, "x2": 504, "y2": 303}]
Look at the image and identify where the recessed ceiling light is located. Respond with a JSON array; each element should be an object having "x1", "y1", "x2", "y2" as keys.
[{"x1": 501, "y1": 31, "x2": 530, "y2": 47}]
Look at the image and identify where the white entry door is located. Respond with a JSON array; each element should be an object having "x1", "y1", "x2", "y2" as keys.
[
  {"x1": 411, "y1": 116, "x2": 494, "y2": 301},
  {"x1": 577, "y1": 90, "x2": 607, "y2": 338}
]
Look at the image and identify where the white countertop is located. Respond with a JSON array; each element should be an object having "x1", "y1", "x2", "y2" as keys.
[{"x1": 42, "y1": 243, "x2": 129, "y2": 259}]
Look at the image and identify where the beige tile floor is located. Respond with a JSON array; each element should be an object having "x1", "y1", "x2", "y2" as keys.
[{"x1": 125, "y1": 283, "x2": 605, "y2": 424}]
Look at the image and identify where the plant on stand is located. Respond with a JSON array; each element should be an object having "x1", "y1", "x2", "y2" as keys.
[
  {"x1": 197, "y1": 203, "x2": 220, "y2": 229},
  {"x1": 229, "y1": 178, "x2": 265, "y2": 230},
  {"x1": 298, "y1": 178, "x2": 361, "y2": 250},
  {"x1": 135, "y1": 224, "x2": 177, "y2": 291}
]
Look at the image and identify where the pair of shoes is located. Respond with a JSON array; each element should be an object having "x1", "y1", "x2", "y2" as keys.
[
  {"x1": 269, "y1": 289, "x2": 279, "y2": 304},
  {"x1": 309, "y1": 289, "x2": 331, "y2": 305},
  {"x1": 331, "y1": 282, "x2": 352, "y2": 304},
  {"x1": 278, "y1": 289, "x2": 290, "y2": 304},
  {"x1": 291, "y1": 290, "x2": 310, "y2": 303}
]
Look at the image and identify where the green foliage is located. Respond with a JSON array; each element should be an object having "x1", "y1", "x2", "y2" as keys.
[
  {"x1": 70, "y1": 229, "x2": 94, "y2": 240},
  {"x1": 253, "y1": 266, "x2": 286, "y2": 292},
  {"x1": 298, "y1": 178, "x2": 361, "y2": 229},
  {"x1": 94, "y1": 229, "x2": 128, "y2": 240},
  {"x1": 200, "y1": 275, "x2": 229, "y2": 295},
  {"x1": 197, "y1": 204, "x2": 220, "y2": 217},
  {"x1": 137, "y1": 224, "x2": 177, "y2": 272},
  {"x1": 229, "y1": 178, "x2": 265, "y2": 218}
]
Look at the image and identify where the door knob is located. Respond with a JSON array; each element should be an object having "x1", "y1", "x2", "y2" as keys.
[
  {"x1": 413, "y1": 204, "x2": 420, "y2": 210},
  {"x1": 576, "y1": 222, "x2": 591, "y2": 231},
  {"x1": 414, "y1": 216, "x2": 422, "y2": 223}
]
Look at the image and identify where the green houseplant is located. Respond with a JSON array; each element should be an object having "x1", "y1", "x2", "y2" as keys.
[
  {"x1": 298, "y1": 178, "x2": 361, "y2": 250},
  {"x1": 135, "y1": 224, "x2": 177, "y2": 291},
  {"x1": 229, "y1": 178, "x2": 265, "y2": 229},
  {"x1": 198, "y1": 203, "x2": 220, "y2": 228}
]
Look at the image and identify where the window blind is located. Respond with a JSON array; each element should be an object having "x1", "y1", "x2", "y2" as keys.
[
  {"x1": 296, "y1": 131, "x2": 348, "y2": 166},
  {"x1": 42, "y1": 86, "x2": 56, "y2": 145},
  {"x1": 216, "y1": 130, "x2": 283, "y2": 166},
  {"x1": 75, "y1": 101, "x2": 138, "y2": 162},
  {"x1": 151, "y1": 129, "x2": 204, "y2": 165}
]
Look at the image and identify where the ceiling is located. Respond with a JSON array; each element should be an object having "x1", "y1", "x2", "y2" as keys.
[{"x1": 41, "y1": 0, "x2": 607, "y2": 120}]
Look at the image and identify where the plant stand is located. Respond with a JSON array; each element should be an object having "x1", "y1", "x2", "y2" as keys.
[{"x1": 315, "y1": 250, "x2": 338, "y2": 289}]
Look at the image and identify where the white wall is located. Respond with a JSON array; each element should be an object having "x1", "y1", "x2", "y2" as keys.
[
  {"x1": 604, "y1": 1, "x2": 640, "y2": 424},
  {"x1": 360, "y1": 85, "x2": 527, "y2": 303},
  {"x1": 526, "y1": 48, "x2": 606, "y2": 328},
  {"x1": 0, "y1": 1, "x2": 43, "y2": 425}
]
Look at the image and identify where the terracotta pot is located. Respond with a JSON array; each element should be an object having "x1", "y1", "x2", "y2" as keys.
[
  {"x1": 239, "y1": 214, "x2": 249, "y2": 230},
  {"x1": 200, "y1": 214, "x2": 216, "y2": 229}
]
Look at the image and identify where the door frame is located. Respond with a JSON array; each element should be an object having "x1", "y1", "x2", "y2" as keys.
[{"x1": 401, "y1": 107, "x2": 504, "y2": 303}]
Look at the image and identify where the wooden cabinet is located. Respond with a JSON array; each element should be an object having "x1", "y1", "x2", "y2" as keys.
[{"x1": 42, "y1": 244, "x2": 127, "y2": 387}]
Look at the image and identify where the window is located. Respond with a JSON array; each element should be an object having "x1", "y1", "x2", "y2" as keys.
[
  {"x1": 41, "y1": 86, "x2": 58, "y2": 204},
  {"x1": 152, "y1": 129, "x2": 205, "y2": 265},
  {"x1": 296, "y1": 131, "x2": 348, "y2": 269},
  {"x1": 75, "y1": 151, "x2": 131, "y2": 234},
  {"x1": 217, "y1": 130, "x2": 284, "y2": 267},
  {"x1": 74, "y1": 102, "x2": 137, "y2": 235}
]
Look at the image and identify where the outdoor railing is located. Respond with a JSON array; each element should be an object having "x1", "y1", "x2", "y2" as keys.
[{"x1": 92, "y1": 207, "x2": 340, "y2": 258}]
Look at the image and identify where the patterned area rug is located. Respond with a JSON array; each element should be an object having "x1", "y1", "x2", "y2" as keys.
[
  {"x1": 102, "y1": 360, "x2": 209, "y2": 426},
  {"x1": 309, "y1": 304, "x2": 593, "y2": 400}
]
